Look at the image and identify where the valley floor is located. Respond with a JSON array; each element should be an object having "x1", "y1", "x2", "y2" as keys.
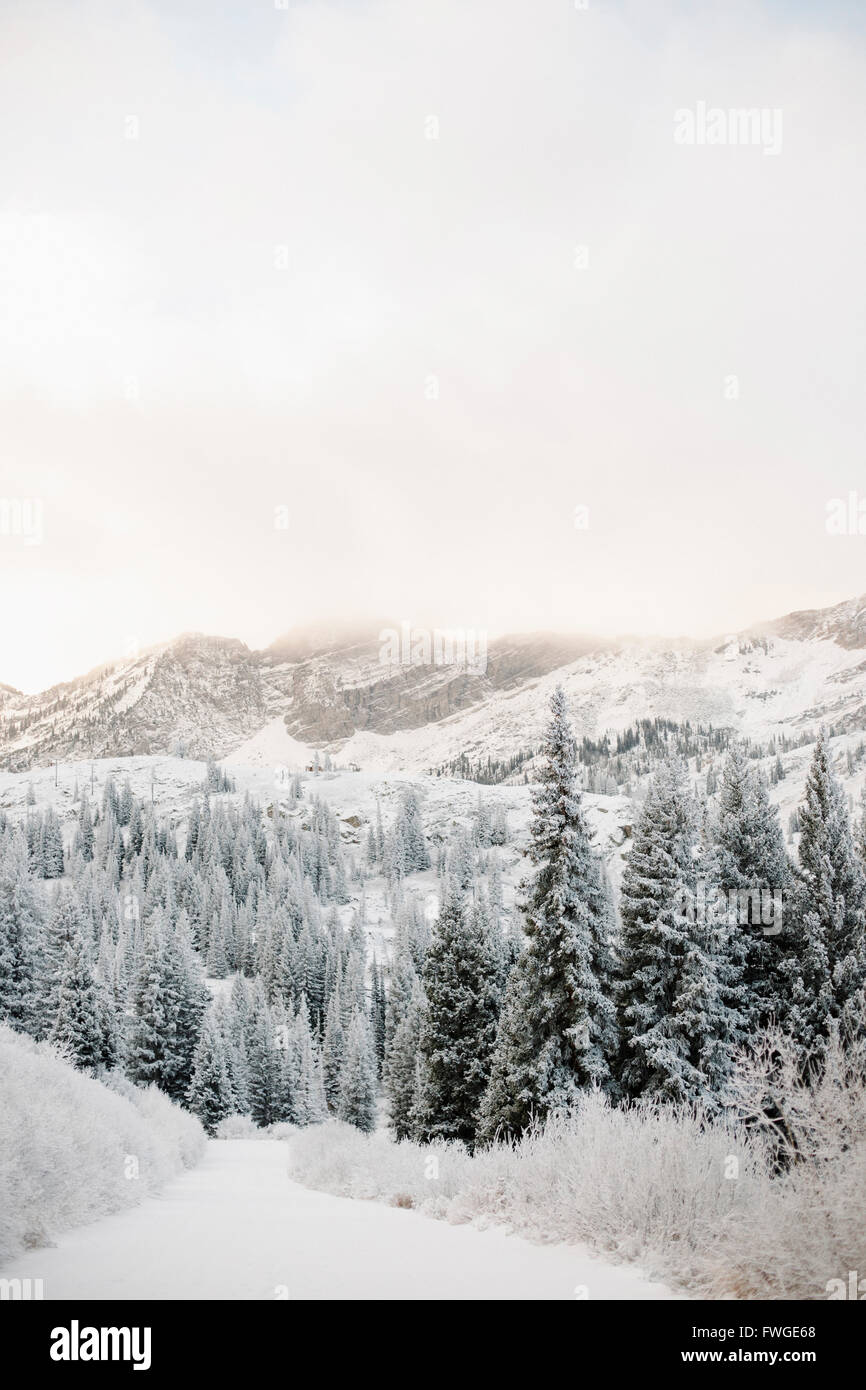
[{"x1": 2, "y1": 1139, "x2": 675, "y2": 1300}]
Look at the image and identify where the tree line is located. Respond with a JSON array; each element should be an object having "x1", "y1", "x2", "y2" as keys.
[{"x1": 1, "y1": 693, "x2": 864, "y2": 1150}]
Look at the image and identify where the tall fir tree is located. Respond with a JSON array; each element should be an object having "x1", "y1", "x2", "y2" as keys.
[
  {"x1": 412, "y1": 878, "x2": 500, "y2": 1146},
  {"x1": 337, "y1": 1011, "x2": 378, "y2": 1132},
  {"x1": 322, "y1": 982, "x2": 346, "y2": 1113},
  {"x1": 125, "y1": 917, "x2": 177, "y2": 1090},
  {"x1": 246, "y1": 987, "x2": 281, "y2": 1126},
  {"x1": 50, "y1": 931, "x2": 105, "y2": 1072},
  {"x1": 187, "y1": 1012, "x2": 236, "y2": 1134},
  {"x1": 384, "y1": 976, "x2": 425, "y2": 1140},
  {"x1": 615, "y1": 759, "x2": 740, "y2": 1105},
  {"x1": 287, "y1": 998, "x2": 327, "y2": 1125},
  {"x1": 477, "y1": 686, "x2": 618, "y2": 1143},
  {"x1": 41, "y1": 886, "x2": 87, "y2": 1036},
  {"x1": 0, "y1": 833, "x2": 43, "y2": 1036},
  {"x1": 712, "y1": 745, "x2": 792, "y2": 1032},
  {"x1": 784, "y1": 730, "x2": 866, "y2": 1061},
  {"x1": 160, "y1": 913, "x2": 209, "y2": 1102}
]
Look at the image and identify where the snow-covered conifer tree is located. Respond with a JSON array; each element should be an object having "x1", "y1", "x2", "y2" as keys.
[
  {"x1": 187, "y1": 1012, "x2": 236, "y2": 1134},
  {"x1": 477, "y1": 686, "x2": 618, "y2": 1142},
  {"x1": 412, "y1": 877, "x2": 500, "y2": 1146},
  {"x1": 615, "y1": 760, "x2": 740, "y2": 1105},
  {"x1": 712, "y1": 745, "x2": 792, "y2": 1032},
  {"x1": 784, "y1": 730, "x2": 866, "y2": 1060},
  {"x1": 50, "y1": 932, "x2": 105, "y2": 1072},
  {"x1": 385, "y1": 977, "x2": 425, "y2": 1139},
  {"x1": 337, "y1": 1011, "x2": 378, "y2": 1132},
  {"x1": 0, "y1": 832, "x2": 43, "y2": 1036}
]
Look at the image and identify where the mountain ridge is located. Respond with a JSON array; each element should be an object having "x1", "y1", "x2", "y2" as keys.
[{"x1": 3, "y1": 594, "x2": 866, "y2": 773}]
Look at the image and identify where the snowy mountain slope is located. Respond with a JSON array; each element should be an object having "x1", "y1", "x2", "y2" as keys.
[
  {"x1": 338, "y1": 630, "x2": 866, "y2": 775},
  {"x1": 753, "y1": 592, "x2": 866, "y2": 648},
  {"x1": 0, "y1": 635, "x2": 267, "y2": 771},
  {"x1": 257, "y1": 628, "x2": 607, "y2": 745},
  {"x1": 0, "y1": 627, "x2": 591, "y2": 770},
  {"x1": 4, "y1": 595, "x2": 866, "y2": 775}
]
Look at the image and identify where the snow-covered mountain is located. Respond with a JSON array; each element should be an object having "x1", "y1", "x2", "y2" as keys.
[
  {"x1": 0, "y1": 634, "x2": 267, "y2": 771},
  {"x1": 4, "y1": 595, "x2": 866, "y2": 775}
]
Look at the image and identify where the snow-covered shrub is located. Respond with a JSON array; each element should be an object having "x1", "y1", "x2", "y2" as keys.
[
  {"x1": 288, "y1": 1119, "x2": 480, "y2": 1217},
  {"x1": 211, "y1": 1112, "x2": 300, "y2": 1134},
  {"x1": 290, "y1": 1056, "x2": 866, "y2": 1300},
  {"x1": 709, "y1": 1025, "x2": 866, "y2": 1298},
  {"x1": 267, "y1": 1122, "x2": 298, "y2": 1142},
  {"x1": 214, "y1": 1113, "x2": 260, "y2": 1140},
  {"x1": 0, "y1": 1025, "x2": 205, "y2": 1263},
  {"x1": 213, "y1": 1115, "x2": 298, "y2": 1140},
  {"x1": 289, "y1": 1098, "x2": 761, "y2": 1265},
  {"x1": 106, "y1": 1074, "x2": 206, "y2": 1172}
]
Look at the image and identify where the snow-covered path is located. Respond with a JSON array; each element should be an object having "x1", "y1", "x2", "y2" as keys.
[{"x1": 4, "y1": 1140, "x2": 675, "y2": 1300}]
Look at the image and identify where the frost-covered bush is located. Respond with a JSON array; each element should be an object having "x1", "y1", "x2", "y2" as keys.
[
  {"x1": 710, "y1": 1025, "x2": 866, "y2": 1298},
  {"x1": 288, "y1": 1119, "x2": 480, "y2": 1217},
  {"x1": 290, "y1": 1039, "x2": 866, "y2": 1300},
  {"x1": 213, "y1": 1115, "x2": 298, "y2": 1140},
  {"x1": 214, "y1": 1113, "x2": 260, "y2": 1140},
  {"x1": 99, "y1": 1071, "x2": 205, "y2": 1171},
  {"x1": 0, "y1": 1025, "x2": 205, "y2": 1262},
  {"x1": 266, "y1": 1122, "x2": 298, "y2": 1142},
  {"x1": 289, "y1": 1099, "x2": 761, "y2": 1271}
]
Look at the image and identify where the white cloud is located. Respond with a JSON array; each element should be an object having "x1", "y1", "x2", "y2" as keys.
[{"x1": 1, "y1": 0, "x2": 865, "y2": 687}]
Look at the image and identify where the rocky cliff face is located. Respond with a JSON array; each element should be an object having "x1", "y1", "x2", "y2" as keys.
[
  {"x1": 0, "y1": 635, "x2": 267, "y2": 771},
  {"x1": 753, "y1": 594, "x2": 866, "y2": 649},
  {"x1": 259, "y1": 629, "x2": 612, "y2": 745}
]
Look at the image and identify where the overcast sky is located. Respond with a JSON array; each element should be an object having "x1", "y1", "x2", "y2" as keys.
[{"x1": 1, "y1": 0, "x2": 865, "y2": 692}]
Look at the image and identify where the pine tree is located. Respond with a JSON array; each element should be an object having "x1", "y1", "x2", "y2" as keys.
[
  {"x1": 39, "y1": 809, "x2": 65, "y2": 878},
  {"x1": 41, "y1": 886, "x2": 87, "y2": 1034},
  {"x1": 322, "y1": 983, "x2": 346, "y2": 1113},
  {"x1": 399, "y1": 790, "x2": 430, "y2": 871},
  {"x1": 712, "y1": 745, "x2": 792, "y2": 1031},
  {"x1": 784, "y1": 730, "x2": 866, "y2": 1060},
  {"x1": 369, "y1": 959, "x2": 386, "y2": 1075},
  {"x1": 615, "y1": 759, "x2": 739, "y2": 1105},
  {"x1": 125, "y1": 920, "x2": 177, "y2": 1089},
  {"x1": 205, "y1": 897, "x2": 231, "y2": 977},
  {"x1": 221, "y1": 979, "x2": 253, "y2": 1112},
  {"x1": 289, "y1": 1001, "x2": 327, "y2": 1125},
  {"x1": 337, "y1": 1011, "x2": 378, "y2": 1132},
  {"x1": 412, "y1": 878, "x2": 500, "y2": 1146},
  {"x1": 0, "y1": 833, "x2": 43, "y2": 1036},
  {"x1": 50, "y1": 931, "x2": 105, "y2": 1072},
  {"x1": 247, "y1": 989, "x2": 280, "y2": 1126},
  {"x1": 187, "y1": 1013, "x2": 236, "y2": 1134},
  {"x1": 384, "y1": 977, "x2": 425, "y2": 1139},
  {"x1": 383, "y1": 821, "x2": 407, "y2": 884},
  {"x1": 477, "y1": 687, "x2": 618, "y2": 1142},
  {"x1": 161, "y1": 915, "x2": 209, "y2": 1102},
  {"x1": 78, "y1": 801, "x2": 95, "y2": 862}
]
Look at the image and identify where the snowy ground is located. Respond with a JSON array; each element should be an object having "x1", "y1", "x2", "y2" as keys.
[{"x1": 0, "y1": 1139, "x2": 676, "y2": 1300}]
